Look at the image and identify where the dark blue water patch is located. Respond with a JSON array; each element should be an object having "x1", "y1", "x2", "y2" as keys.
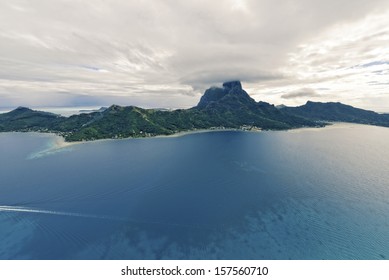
[{"x1": 0, "y1": 125, "x2": 389, "y2": 259}]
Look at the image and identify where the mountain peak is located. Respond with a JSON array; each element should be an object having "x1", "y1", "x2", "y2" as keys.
[
  {"x1": 223, "y1": 81, "x2": 242, "y2": 90},
  {"x1": 196, "y1": 81, "x2": 254, "y2": 109},
  {"x1": 15, "y1": 106, "x2": 32, "y2": 111}
]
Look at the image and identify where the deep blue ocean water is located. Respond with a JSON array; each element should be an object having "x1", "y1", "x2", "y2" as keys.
[{"x1": 0, "y1": 124, "x2": 388, "y2": 259}]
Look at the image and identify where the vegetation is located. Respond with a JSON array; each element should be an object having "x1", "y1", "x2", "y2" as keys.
[
  {"x1": 281, "y1": 101, "x2": 389, "y2": 127},
  {"x1": 1, "y1": 81, "x2": 388, "y2": 142}
]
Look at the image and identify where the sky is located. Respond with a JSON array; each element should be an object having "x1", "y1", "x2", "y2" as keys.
[{"x1": 1, "y1": 0, "x2": 389, "y2": 111}]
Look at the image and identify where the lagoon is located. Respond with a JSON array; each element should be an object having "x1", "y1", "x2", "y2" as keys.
[{"x1": 0, "y1": 124, "x2": 388, "y2": 259}]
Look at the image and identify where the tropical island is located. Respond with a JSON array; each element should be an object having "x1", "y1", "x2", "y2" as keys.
[{"x1": 1, "y1": 81, "x2": 388, "y2": 142}]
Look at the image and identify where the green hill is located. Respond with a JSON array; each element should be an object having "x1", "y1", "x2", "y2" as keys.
[
  {"x1": 2, "y1": 81, "x2": 388, "y2": 142},
  {"x1": 281, "y1": 101, "x2": 389, "y2": 127}
]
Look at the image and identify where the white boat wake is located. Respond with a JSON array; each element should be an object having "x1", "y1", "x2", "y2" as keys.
[
  {"x1": 0, "y1": 205, "x2": 221, "y2": 228},
  {"x1": 0, "y1": 205, "x2": 121, "y2": 220}
]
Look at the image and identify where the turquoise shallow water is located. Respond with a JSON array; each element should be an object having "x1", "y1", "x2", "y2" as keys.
[{"x1": 0, "y1": 124, "x2": 388, "y2": 259}]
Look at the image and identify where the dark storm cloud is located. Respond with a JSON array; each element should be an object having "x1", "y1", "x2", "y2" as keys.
[{"x1": 281, "y1": 88, "x2": 319, "y2": 99}]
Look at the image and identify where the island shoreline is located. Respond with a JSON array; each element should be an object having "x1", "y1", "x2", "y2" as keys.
[
  {"x1": 43, "y1": 124, "x2": 333, "y2": 150},
  {"x1": 2, "y1": 122, "x2": 378, "y2": 158}
]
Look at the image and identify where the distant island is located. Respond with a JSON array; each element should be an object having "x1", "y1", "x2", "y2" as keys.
[{"x1": 1, "y1": 81, "x2": 388, "y2": 142}]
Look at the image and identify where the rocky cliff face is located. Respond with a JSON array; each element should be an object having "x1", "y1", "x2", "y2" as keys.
[{"x1": 196, "y1": 81, "x2": 254, "y2": 109}]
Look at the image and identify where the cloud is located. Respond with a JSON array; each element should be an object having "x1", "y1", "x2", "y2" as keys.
[
  {"x1": 0, "y1": 0, "x2": 389, "y2": 110},
  {"x1": 281, "y1": 88, "x2": 319, "y2": 99},
  {"x1": 360, "y1": 61, "x2": 389, "y2": 68}
]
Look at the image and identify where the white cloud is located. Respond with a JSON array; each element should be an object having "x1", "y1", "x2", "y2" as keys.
[
  {"x1": 0, "y1": 0, "x2": 388, "y2": 111},
  {"x1": 250, "y1": 10, "x2": 389, "y2": 111}
]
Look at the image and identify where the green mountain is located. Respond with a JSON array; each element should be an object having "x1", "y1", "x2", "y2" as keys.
[
  {"x1": 1, "y1": 81, "x2": 387, "y2": 142},
  {"x1": 0, "y1": 107, "x2": 65, "y2": 132},
  {"x1": 194, "y1": 81, "x2": 318, "y2": 130},
  {"x1": 281, "y1": 101, "x2": 389, "y2": 127}
]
